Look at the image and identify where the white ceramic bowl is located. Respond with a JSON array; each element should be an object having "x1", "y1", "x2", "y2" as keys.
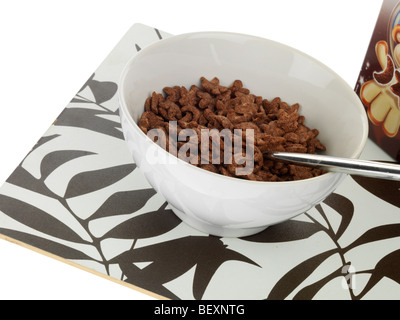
[{"x1": 119, "y1": 31, "x2": 369, "y2": 237}]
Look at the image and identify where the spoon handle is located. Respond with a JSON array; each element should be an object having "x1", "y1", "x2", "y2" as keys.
[{"x1": 268, "y1": 152, "x2": 400, "y2": 181}]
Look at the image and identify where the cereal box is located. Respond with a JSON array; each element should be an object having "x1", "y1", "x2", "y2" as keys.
[{"x1": 355, "y1": 0, "x2": 400, "y2": 162}]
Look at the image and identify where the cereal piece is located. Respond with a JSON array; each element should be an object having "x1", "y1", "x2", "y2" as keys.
[
  {"x1": 219, "y1": 166, "x2": 234, "y2": 177},
  {"x1": 283, "y1": 132, "x2": 300, "y2": 144},
  {"x1": 179, "y1": 86, "x2": 199, "y2": 107},
  {"x1": 182, "y1": 105, "x2": 201, "y2": 123},
  {"x1": 151, "y1": 91, "x2": 165, "y2": 115},
  {"x1": 254, "y1": 96, "x2": 263, "y2": 106},
  {"x1": 253, "y1": 169, "x2": 279, "y2": 182},
  {"x1": 163, "y1": 86, "x2": 181, "y2": 102},
  {"x1": 289, "y1": 165, "x2": 314, "y2": 180},
  {"x1": 284, "y1": 143, "x2": 308, "y2": 153},
  {"x1": 203, "y1": 108, "x2": 216, "y2": 122},
  {"x1": 144, "y1": 97, "x2": 151, "y2": 112},
  {"x1": 276, "y1": 109, "x2": 299, "y2": 132},
  {"x1": 263, "y1": 97, "x2": 281, "y2": 117},
  {"x1": 234, "y1": 122, "x2": 261, "y2": 133},
  {"x1": 200, "y1": 164, "x2": 219, "y2": 173},
  {"x1": 256, "y1": 135, "x2": 286, "y2": 152},
  {"x1": 214, "y1": 115, "x2": 234, "y2": 130},
  {"x1": 215, "y1": 100, "x2": 228, "y2": 115},
  {"x1": 235, "y1": 95, "x2": 258, "y2": 115},
  {"x1": 167, "y1": 102, "x2": 183, "y2": 121},
  {"x1": 229, "y1": 79, "x2": 250, "y2": 95},
  {"x1": 227, "y1": 108, "x2": 252, "y2": 124},
  {"x1": 198, "y1": 113, "x2": 208, "y2": 126},
  {"x1": 201, "y1": 76, "x2": 229, "y2": 95},
  {"x1": 197, "y1": 91, "x2": 214, "y2": 109},
  {"x1": 252, "y1": 111, "x2": 269, "y2": 126},
  {"x1": 178, "y1": 120, "x2": 199, "y2": 129},
  {"x1": 138, "y1": 111, "x2": 164, "y2": 134},
  {"x1": 259, "y1": 121, "x2": 285, "y2": 137}
]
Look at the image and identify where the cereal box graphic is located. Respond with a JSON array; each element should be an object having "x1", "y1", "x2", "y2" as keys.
[{"x1": 355, "y1": 0, "x2": 400, "y2": 162}]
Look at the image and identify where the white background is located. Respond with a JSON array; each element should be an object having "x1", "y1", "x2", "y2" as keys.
[{"x1": 0, "y1": 0, "x2": 383, "y2": 300}]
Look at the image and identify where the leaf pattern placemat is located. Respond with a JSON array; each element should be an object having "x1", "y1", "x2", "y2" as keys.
[{"x1": 0, "y1": 23, "x2": 400, "y2": 300}]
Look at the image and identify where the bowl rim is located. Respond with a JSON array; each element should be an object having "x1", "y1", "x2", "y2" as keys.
[{"x1": 118, "y1": 30, "x2": 369, "y2": 186}]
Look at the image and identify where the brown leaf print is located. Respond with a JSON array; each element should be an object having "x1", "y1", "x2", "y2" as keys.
[{"x1": 352, "y1": 174, "x2": 400, "y2": 208}]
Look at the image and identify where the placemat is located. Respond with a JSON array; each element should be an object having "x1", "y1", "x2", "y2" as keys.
[{"x1": 0, "y1": 23, "x2": 399, "y2": 300}]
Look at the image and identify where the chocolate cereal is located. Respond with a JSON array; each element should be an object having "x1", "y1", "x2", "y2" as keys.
[{"x1": 138, "y1": 77, "x2": 326, "y2": 181}]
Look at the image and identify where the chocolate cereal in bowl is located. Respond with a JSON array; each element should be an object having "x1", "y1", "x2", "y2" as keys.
[{"x1": 119, "y1": 32, "x2": 368, "y2": 237}]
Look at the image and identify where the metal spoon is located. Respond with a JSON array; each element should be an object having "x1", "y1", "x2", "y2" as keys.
[{"x1": 267, "y1": 152, "x2": 400, "y2": 181}]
